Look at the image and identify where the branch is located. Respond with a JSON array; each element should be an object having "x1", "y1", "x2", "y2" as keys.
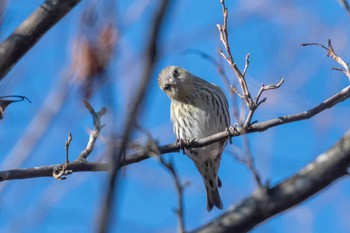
[
  {"x1": 124, "y1": 85, "x2": 350, "y2": 165},
  {"x1": 0, "y1": 160, "x2": 110, "y2": 181},
  {"x1": 301, "y1": 39, "x2": 350, "y2": 81},
  {"x1": 192, "y1": 130, "x2": 350, "y2": 233},
  {"x1": 217, "y1": 0, "x2": 253, "y2": 109},
  {"x1": 339, "y1": 0, "x2": 350, "y2": 15},
  {"x1": 159, "y1": 157, "x2": 188, "y2": 233},
  {"x1": 98, "y1": 1, "x2": 170, "y2": 232},
  {"x1": 217, "y1": 0, "x2": 284, "y2": 128},
  {"x1": 78, "y1": 100, "x2": 107, "y2": 160},
  {"x1": 0, "y1": 95, "x2": 31, "y2": 119},
  {"x1": 0, "y1": 0, "x2": 80, "y2": 80},
  {"x1": 0, "y1": 85, "x2": 348, "y2": 182}
]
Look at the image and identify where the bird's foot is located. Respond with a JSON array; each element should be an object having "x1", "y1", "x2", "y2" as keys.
[{"x1": 176, "y1": 138, "x2": 196, "y2": 154}]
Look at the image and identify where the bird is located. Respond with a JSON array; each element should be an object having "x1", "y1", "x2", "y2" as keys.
[{"x1": 158, "y1": 66, "x2": 230, "y2": 211}]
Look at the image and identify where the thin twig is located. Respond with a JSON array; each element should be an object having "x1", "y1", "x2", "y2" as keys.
[
  {"x1": 217, "y1": 0, "x2": 253, "y2": 109},
  {"x1": 241, "y1": 136, "x2": 263, "y2": 189},
  {"x1": 242, "y1": 53, "x2": 250, "y2": 78},
  {"x1": 159, "y1": 157, "x2": 188, "y2": 233},
  {"x1": 78, "y1": 100, "x2": 107, "y2": 160},
  {"x1": 301, "y1": 39, "x2": 350, "y2": 81},
  {"x1": 243, "y1": 78, "x2": 285, "y2": 129},
  {"x1": 53, "y1": 132, "x2": 74, "y2": 180},
  {"x1": 0, "y1": 95, "x2": 32, "y2": 103},
  {"x1": 217, "y1": 0, "x2": 284, "y2": 129},
  {"x1": 65, "y1": 132, "x2": 72, "y2": 163}
]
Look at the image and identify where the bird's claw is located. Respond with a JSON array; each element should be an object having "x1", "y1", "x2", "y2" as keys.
[
  {"x1": 176, "y1": 138, "x2": 196, "y2": 154},
  {"x1": 225, "y1": 126, "x2": 235, "y2": 144}
]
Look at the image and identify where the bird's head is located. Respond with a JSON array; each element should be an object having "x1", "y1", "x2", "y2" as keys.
[{"x1": 158, "y1": 66, "x2": 192, "y2": 101}]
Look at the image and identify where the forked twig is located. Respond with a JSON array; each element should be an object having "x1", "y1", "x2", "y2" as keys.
[
  {"x1": 78, "y1": 100, "x2": 106, "y2": 160},
  {"x1": 301, "y1": 39, "x2": 350, "y2": 81},
  {"x1": 217, "y1": 0, "x2": 284, "y2": 129}
]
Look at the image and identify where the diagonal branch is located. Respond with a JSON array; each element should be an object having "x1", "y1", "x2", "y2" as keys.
[
  {"x1": 339, "y1": 0, "x2": 350, "y2": 15},
  {"x1": 0, "y1": 0, "x2": 80, "y2": 80},
  {"x1": 192, "y1": 130, "x2": 350, "y2": 233},
  {"x1": 78, "y1": 100, "x2": 107, "y2": 160},
  {"x1": 124, "y1": 85, "x2": 350, "y2": 165}
]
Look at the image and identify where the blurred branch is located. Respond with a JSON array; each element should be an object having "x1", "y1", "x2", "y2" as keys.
[
  {"x1": 339, "y1": 0, "x2": 350, "y2": 15},
  {"x1": 241, "y1": 136, "x2": 264, "y2": 189},
  {"x1": 0, "y1": 0, "x2": 80, "y2": 80},
  {"x1": 159, "y1": 157, "x2": 189, "y2": 233},
  {"x1": 192, "y1": 130, "x2": 350, "y2": 233},
  {"x1": 97, "y1": 1, "x2": 171, "y2": 233}
]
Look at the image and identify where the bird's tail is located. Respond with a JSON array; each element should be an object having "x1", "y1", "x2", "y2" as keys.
[
  {"x1": 196, "y1": 159, "x2": 223, "y2": 211},
  {"x1": 206, "y1": 186, "x2": 223, "y2": 211}
]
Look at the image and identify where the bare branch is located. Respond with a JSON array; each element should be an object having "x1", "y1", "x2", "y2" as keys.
[
  {"x1": 124, "y1": 85, "x2": 350, "y2": 166},
  {"x1": 217, "y1": 0, "x2": 252, "y2": 108},
  {"x1": 78, "y1": 100, "x2": 107, "y2": 160},
  {"x1": 0, "y1": 0, "x2": 81, "y2": 80},
  {"x1": 301, "y1": 39, "x2": 350, "y2": 81},
  {"x1": 52, "y1": 132, "x2": 74, "y2": 180},
  {"x1": 217, "y1": 0, "x2": 284, "y2": 129},
  {"x1": 243, "y1": 78, "x2": 285, "y2": 129},
  {"x1": 159, "y1": 157, "x2": 188, "y2": 233},
  {"x1": 241, "y1": 136, "x2": 264, "y2": 189},
  {"x1": 0, "y1": 95, "x2": 31, "y2": 119},
  {"x1": 65, "y1": 132, "x2": 72, "y2": 163},
  {"x1": 339, "y1": 0, "x2": 350, "y2": 15},
  {"x1": 0, "y1": 84, "x2": 348, "y2": 182},
  {"x1": 192, "y1": 130, "x2": 350, "y2": 233},
  {"x1": 98, "y1": 1, "x2": 171, "y2": 232},
  {"x1": 242, "y1": 53, "x2": 250, "y2": 78},
  {"x1": 0, "y1": 160, "x2": 110, "y2": 181}
]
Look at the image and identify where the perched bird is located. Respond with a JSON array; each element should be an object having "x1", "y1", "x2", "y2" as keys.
[{"x1": 158, "y1": 66, "x2": 230, "y2": 211}]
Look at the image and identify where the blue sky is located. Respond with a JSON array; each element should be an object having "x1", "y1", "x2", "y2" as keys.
[{"x1": 0, "y1": 0, "x2": 350, "y2": 233}]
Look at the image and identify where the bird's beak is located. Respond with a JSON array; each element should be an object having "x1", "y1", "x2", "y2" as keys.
[
  {"x1": 161, "y1": 76, "x2": 176, "y2": 91},
  {"x1": 167, "y1": 77, "x2": 176, "y2": 86}
]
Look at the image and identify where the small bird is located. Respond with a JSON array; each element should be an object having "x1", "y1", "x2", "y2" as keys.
[{"x1": 158, "y1": 66, "x2": 230, "y2": 211}]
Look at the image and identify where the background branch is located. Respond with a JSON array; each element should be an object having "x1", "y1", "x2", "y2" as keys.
[
  {"x1": 192, "y1": 130, "x2": 350, "y2": 233},
  {"x1": 159, "y1": 157, "x2": 188, "y2": 233},
  {"x1": 98, "y1": 1, "x2": 170, "y2": 233},
  {"x1": 0, "y1": 0, "x2": 80, "y2": 80}
]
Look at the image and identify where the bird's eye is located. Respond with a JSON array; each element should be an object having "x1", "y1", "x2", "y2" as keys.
[
  {"x1": 164, "y1": 84, "x2": 171, "y2": 90},
  {"x1": 173, "y1": 69, "x2": 178, "y2": 76}
]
